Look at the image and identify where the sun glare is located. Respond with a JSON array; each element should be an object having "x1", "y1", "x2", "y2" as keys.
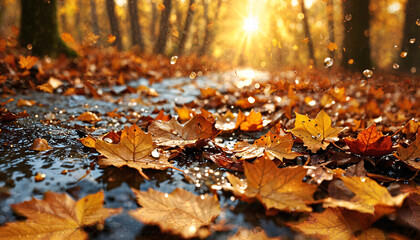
[{"x1": 243, "y1": 17, "x2": 259, "y2": 34}]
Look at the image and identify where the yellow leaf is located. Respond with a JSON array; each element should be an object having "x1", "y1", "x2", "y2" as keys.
[
  {"x1": 107, "y1": 34, "x2": 116, "y2": 44},
  {"x1": 76, "y1": 111, "x2": 101, "y2": 123},
  {"x1": 18, "y1": 55, "x2": 38, "y2": 70},
  {"x1": 327, "y1": 42, "x2": 338, "y2": 52},
  {"x1": 61, "y1": 33, "x2": 74, "y2": 43},
  {"x1": 290, "y1": 110, "x2": 343, "y2": 152},
  {"x1": 229, "y1": 227, "x2": 280, "y2": 240},
  {"x1": 129, "y1": 188, "x2": 220, "y2": 239},
  {"x1": 30, "y1": 138, "x2": 52, "y2": 151}
]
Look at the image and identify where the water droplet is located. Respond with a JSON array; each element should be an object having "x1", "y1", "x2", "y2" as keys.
[
  {"x1": 247, "y1": 96, "x2": 255, "y2": 104},
  {"x1": 393, "y1": 63, "x2": 399, "y2": 69},
  {"x1": 151, "y1": 149, "x2": 160, "y2": 158},
  {"x1": 409, "y1": 38, "x2": 416, "y2": 44},
  {"x1": 200, "y1": 195, "x2": 205, "y2": 200},
  {"x1": 345, "y1": 14, "x2": 352, "y2": 21},
  {"x1": 104, "y1": 138, "x2": 113, "y2": 143},
  {"x1": 189, "y1": 72, "x2": 196, "y2": 79},
  {"x1": 27, "y1": 43, "x2": 33, "y2": 50},
  {"x1": 416, "y1": 19, "x2": 420, "y2": 26},
  {"x1": 363, "y1": 69, "x2": 373, "y2": 78},
  {"x1": 323, "y1": 57, "x2": 334, "y2": 68},
  {"x1": 400, "y1": 51, "x2": 408, "y2": 58},
  {"x1": 360, "y1": 177, "x2": 366, "y2": 182},
  {"x1": 170, "y1": 56, "x2": 178, "y2": 64},
  {"x1": 164, "y1": 193, "x2": 169, "y2": 198}
]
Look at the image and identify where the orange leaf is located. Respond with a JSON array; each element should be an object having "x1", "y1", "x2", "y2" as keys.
[
  {"x1": 95, "y1": 124, "x2": 175, "y2": 179},
  {"x1": 61, "y1": 32, "x2": 74, "y2": 43},
  {"x1": 344, "y1": 124, "x2": 393, "y2": 157},
  {"x1": 174, "y1": 106, "x2": 195, "y2": 122},
  {"x1": 395, "y1": 135, "x2": 420, "y2": 169},
  {"x1": 107, "y1": 34, "x2": 116, "y2": 44},
  {"x1": 229, "y1": 227, "x2": 280, "y2": 240},
  {"x1": 76, "y1": 111, "x2": 101, "y2": 123},
  {"x1": 129, "y1": 188, "x2": 220, "y2": 239},
  {"x1": 240, "y1": 110, "x2": 263, "y2": 131},
  {"x1": 227, "y1": 156, "x2": 317, "y2": 212},
  {"x1": 18, "y1": 55, "x2": 38, "y2": 70},
  {"x1": 327, "y1": 42, "x2": 338, "y2": 52},
  {"x1": 17, "y1": 99, "x2": 36, "y2": 107},
  {"x1": 0, "y1": 191, "x2": 121, "y2": 239},
  {"x1": 30, "y1": 138, "x2": 52, "y2": 151},
  {"x1": 154, "y1": 110, "x2": 171, "y2": 121},
  {"x1": 78, "y1": 136, "x2": 96, "y2": 148}
]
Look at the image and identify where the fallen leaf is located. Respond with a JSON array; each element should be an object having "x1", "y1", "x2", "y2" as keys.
[
  {"x1": 0, "y1": 191, "x2": 121, "y2": 240},
  {"x1": 234, "y1": 132, "x2": 303, "y2": 161},
  {"x1": 240, "y1": 110, "x2": 264, "y2": 131},
  {"x1": 129, "y1": 188, "x2": 220, "y2": 239},
  {"x1": 61, "y1": 32, "x2": 74, "y2": 43},
  {"x1": 17, "y1": 99, "x2": 36, "y2": 107},
  {"x1": 227, "y1": 156, "x2": 316, "y2": 212},
  {"x1": 327, "y1": 42, "x2": 338, "y2": 52},
  {"x1": 344, "y1": 124, "x2": 393, "y2": 157},
  {"x1": 229, "y1": 227, "x2": 280, "y2": 240},
  {"x1": 76, "y1": 112, "x2": 101, "y2": 123},
  {"x1": 402, "y1": 119, "x2": 418, "y2": 139},
  {"x1": 34, "y1": 172, "x2": 46, "y2": 182},
  {"x1": 395, "y1": 135, "x2": 420, "y2": 169},
  {"x1": 175, "y1": 106, "x2": 195, "y2": 122},
  {"x1": 290, "y1": 110, "x2": 343, "y2": 152},
  {"x1": 107, "y1": 34, "x2": 116, "y2": 43},
  {"x1": 95, "y1": 124, "x2": 176, "y2": 179},
  {"x1": 214, "y1": 110, "x2": 242, "y2": 131},
  {"x1": 18, "y1": 55, "x2": 38, "y2": 70},
  {"x1": 154, "y1": 110, "x2": 171, "y2": 121},
  {"x1": 396, "y1": 193, "x2": 420, "y2": 231},
  {"x1": 30, "y1": 138, "x2": 52, "y2": 151},
  {"x1": 149, "y1": 115, "x2": 219, "y2": 148},
  {"x1": 78, "y1": 136, "x2": 96, "y2": 148}
]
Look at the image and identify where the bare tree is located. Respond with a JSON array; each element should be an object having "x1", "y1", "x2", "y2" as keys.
[
  {"x1": 106, "y1": 0, "x2": 123, "y2": 50},
  {"x1": 90, "y1": 0, "x2": 100, "y2": 37},
  {"x1": 128, "y1": 0, "x2": 145, "y2": 51},
  {"x1": 399, "y1": 0, "x2": 420, "y2": 73},
  {"x1": 299, "y1": 0, "x2": 316, "y2": 66},
  {"x1": 177, "y1": 0, "x2": 195, "y2": 55},
  {"x1": 154, "y1": 0, "x2": 172, "y2": 54}
]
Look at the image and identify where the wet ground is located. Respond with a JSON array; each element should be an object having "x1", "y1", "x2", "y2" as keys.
[{"x1": 0, "y1": 71, "x2": 303, "y2": 239}]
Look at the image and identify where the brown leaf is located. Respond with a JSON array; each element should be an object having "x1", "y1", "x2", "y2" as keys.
[
  {"x1": 344, "y1": 124, "x2": 393, "y2": 157},
  {"x1": 18, "y1": 55, "x2": 38, "y2": 70},
  {"x1": 395, "y1": 135, "x2": 420, "y2": 169},
  {"x1": 0, "y1": 191, "x2": 121, "y2": 240},
  {"x1": 30, "y1": 138, "x2": 52, "y2": 151},
  {"x1": 240, "y1": 110, "x2": 264, "y2": 131},
  {"x1": 78, "y1": 136, "x2": 96, "y2": 148},
  {"x1": 76, "y1": 112, "x2": 101, "y2": 123},
  {"x1": 17, "y1": 99, "x2": 36, "y2": 107},
  {"x1": 229, "y1": 227, "x2": 280, "y2": 240},
  {"x1": 129, "y1": 188, "x2": 220, "y2": 239},
  {"x1": 95, "y1": 124, "x2": 175, "y2": 179},
  {"x1": 227, "y1": 156, "x2": 317, "y2": 212},
  {"x1": 149, "y1": 115, "x2": 219, "y2": 148}
]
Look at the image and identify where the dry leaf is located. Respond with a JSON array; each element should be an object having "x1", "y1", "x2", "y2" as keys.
[
  {"x1": 78, "y1": 136, "x2": 96, "y2": 148},
  {"x1": 17, "y1": 99, "x2": 36, "y2": 107},
  {"x1": 76, "y1": 112, "x2": 101, "y2": 123},
  {"x1": 344, "y1": 124, "x2": 393, "y2": 157},
  {"x1": 395, "y1": 135, "x2": 420, "y2": 169},
  {"x1": 227, "y1": 156, "x2": 316, "y2": 212},
  {"x1": 149, "y1": 115, "x2": 219, "y2": 148},
  {"x1": 229, "y1": 227, "x2": 280, "y2": 240},
  {"x1": 95, "y1": 124, "x2": 175, "y2": 179},
  {"x1": 61, "y1": 32, "x2": 74, "y2": 43},
  {"x1": 30, "y1": 138, "x2": 52, "y2": 151},
  {"x1": 175, "y1": 106, "x2": 195, "y2": 122},
  {"x1": 18, "y1": 55, "x2": 38, "y2": 70},
  {"x1": 240, "y1": 110, "x2": 264, "y2": 131},
  {"x1": 0, "y1": 191, "x2": 121, "y2": 240},
  {"x1": 129, "y1": 188, "x2": 220, "y2": 239},
  {"x1": 107, "y1": 34, "x2": 116, "y2": 43},
  {"x1": 327, "y1": 42, "x2": 338, "y2": 52},
  {"x1": 291, "y1": 110, "x2": 343, "y2": 152},
  {"x1": 214, "y1": 110, "x2": 242, "y2": 131}
]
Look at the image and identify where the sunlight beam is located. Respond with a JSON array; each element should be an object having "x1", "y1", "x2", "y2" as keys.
[{"x1": 243, "y1": 17, "x2": 259, "y2": 34}]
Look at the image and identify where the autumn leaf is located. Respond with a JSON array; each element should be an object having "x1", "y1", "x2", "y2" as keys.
[
  {"x1": 17, "y1": 99, "x2": 36, "y2": 107},
  {"x1": 200, "y1": 87, "x2": 219, "y2": 98},
  {"x1": 229, "y1": 227, "x2": 280, "y2": 240},
  {"x1": 30, "y1": 138, "x2": 52, "y2": 151},
  {"x1": 0, "y1": 191, "x2": 121, "y2": 240},
  {"x1": 129, "y1": 188, "x2": 220, "y2": 239},
  {"x1": 234, "y1": 132, "x2": 303, "y2": 161},
  {"x1": 327, "y1": 42, "x2": 338, "y2": 52},
  {"x1": 155, "y1": 109, "x2": 171, "y2": 121},
  {"x1": 95, "y1": 124, "x2": 176, "y2": 179},
  {"x1": 323, "y1": 176, "x2": 408, "y2": 214},
  {"x1": 214, "y1": 110, "x2": 243, "y2": 131},
  {"x1": 344, "y1": 124, "x2": 393, "y2": 157},
  {"x1": 18, "y1": 55, "x2": 38, "y2": 70},
  {"x1": 175, "y1": 106, "x2": 195, "y2": 122},
  {"x1": 240, "y1": 110, "x2": 264, "y2": 131},
  {"x1": 149, "y1": 115, "x2": 219, "y2": 148},
  {"x1": 78, "y1": 136, "x2": 96, "y2": 148},
  {"x1": 395, "y1": 135, "x2": 420, "y2": 169},
  {"x1": 107, "y1": 34, "x2": 116, "y2": 43},
  {"x1": 76, "y1": 111, "x2": 101, "y2": 123},
  {"x1": 61, "y1": 32, "x2": 74, "y2": 43},
  {"x1": 227, "y1": 156, "x2": 317, "y2": 212},
  {"x1": 292, "y1": 208, "x2": 386, "y2": 240},
  {"x1": 290, "y1": 110, "x2": 343, "y2": 152}
]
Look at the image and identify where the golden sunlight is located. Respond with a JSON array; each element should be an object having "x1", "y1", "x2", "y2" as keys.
[{"x1": 243, "y1": 17, "x2": 259, "y2": 34}]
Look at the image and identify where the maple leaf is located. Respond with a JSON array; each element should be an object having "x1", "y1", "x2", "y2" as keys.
[
  {"x1": 327, "y1": 42, "x2": 338, "y2": 52},
  {"x1": 292, "y1": 208, "x2": 386, "y2": 240},
  {"x1": 175, "y1": 106, "x2": 195, "y2": 122},
  {"x1": 227, "y1": 156, "x2": 317, "y2": 212},
  {"x1": 18, "y1": 55, "x2": 38, "y2": 70},
  {"x1": 129, "y1": 188, "x2": 220, "y2": 239},
  {"x1": 323, "y1": 176, "x2": 408, "y2": 214},
  {"x1": 95, "y1": 124, "x2": 176, "y2": 179},
  {"x1": 0, "y1": 191, "x2": 121, "y2": 240},
  {"x1": 290, "y1": 110, "x2": 343, "y2": 152},
  {"x1": 229, "y1": 227, "x2": 280, "y2": 240},
  {"x1": 107, "y1": 34, "x2": 116, "y2": 43},
  {"x1": 148, "y1": 115, "x2": 219, "y2": 148},
  {"x1": 234, "y1": 132, "x2": 303, "y2": 161},
  {"x1": 214, "y1": 110, "x2": 244, "y2": 131},
  {"x1": 240, "y1": 110, "x2": 264, "y2": 131},
  {"x1": 395, "y1": 135, "x2": 420, "y2": 169},
  {"x1": 344, "y1": 124, "x2": 393, "y2": 157},
  {"x1": 30, "y1": 138, "x2": 52, "y2": 151}
]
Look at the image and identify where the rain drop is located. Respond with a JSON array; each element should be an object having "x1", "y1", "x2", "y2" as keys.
[
  {"x1": 189, "y1": 72, "x2": 197, "y2": 79},
  {"x1": 416, "y1": 19, "x2": 420, "y2": 26},
  {"x1": 393, "y1": 63, "x2": 399, "y2": 69},
  {"x1": 247, "y1": 96, "x2": 255, "y2": 104},
  {"x1": 170, "y1": 56, "x2": 178, "y2": 65},
  {"x1": 345, "y1": 14, "x2": 352, "y2": 21},
  {"x1": 27, "y1": 43, "x2": 33, "y2": 50},
  {"x1": 400, "y1": 51, "x2": 407, "y2": 58},
  {"x1": 151, "y1": 149, "x2": 160, "y2": 158},
  {"x1": 409, "y1": 38, "x2": 416, "y2": 44},
  {"x1": 363, "y1": 69, "x2": 373, "y2": 78},
  {"x1": 323, "y1": 57, "x2": 334, "y2": 68}
]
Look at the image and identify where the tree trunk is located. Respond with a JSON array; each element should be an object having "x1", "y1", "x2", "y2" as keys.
[
  {"x1": 326, "y1": 0, "x2": 335, "y2": 58},
  {"x1": 19, "y1": 0, "x2": 76, "y2": 57},
  {"x1": 90, "y1": 0, "x2": 100, "y2": 36},
  {"x1": 199, "y1": 0, "x2": 222, "y2": 57},
  {"x1": 177, "y1": 0, "x2": 195, "y2": 55},
  {"x1": 154, "y1": 0, "x2": 172, "y2": 54},
  {"x1": 341, "y1": 0, "x2": 371, "y2": 71},
  {"x1": 58, "y1": 0, "x2": 68, "y2": 34},
  {"x1": 150, "y1": 0, "x2": 157, "y2": 43},
  {"x1": 128, "y1": 0, "x2": 145, "y2": 50},
  {"x1": 75, "y1": 0, "x2": 83, "y2": 43},
  {"x1": 399, "y1": 0, "x2": 420, "y2": 73},
  {"x1": 106, "y1": 0, "x2": 123, "y2": 50},
  {"x1": 300, "y1": 0, "x2": 316, "y2": 66}
]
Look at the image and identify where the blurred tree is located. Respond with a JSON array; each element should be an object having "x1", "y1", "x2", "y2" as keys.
[
  {"x1": 400, "y1": 0, "x2": 419, "y2": 73},
  {"x1": 199, "y1": 0, "x2": 222, "y2": 57},
  {"x1": 90, "y1": 0, "x2": 100, "y2": 37},
  {"x1": 154, "y1": 0, "x2": 172, "y2": 54},
  {"x1": 178, "y1": 0, "x2": 195, "y2": 55},
  {"x1": 150, "y1": 0, "x2": 158, "y2": 43},
  {"x1": 300, "y1": 0, "x2": 316, "y2": 66},
  {"x1": 75, "y1": 0, "x2": 83, "y2": 43},
  {"x1": 106, "y1": 0, "x2": 123, "y2": 50},
  {"x1": 58, "y1": 0, "x2": 68, "y2": 34},
  {"x1": 19, "y1": 0, "x2": 76, "y2": 57},
  {"x1": 326, "y1": 0, "x2": 335, "y2": 58},
  {"x1": 128, "y1": 0, "x2": 145, "y2": 50},
  {"x1": 341, "y1": 0, "x2": 371, "y2": 71}
]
